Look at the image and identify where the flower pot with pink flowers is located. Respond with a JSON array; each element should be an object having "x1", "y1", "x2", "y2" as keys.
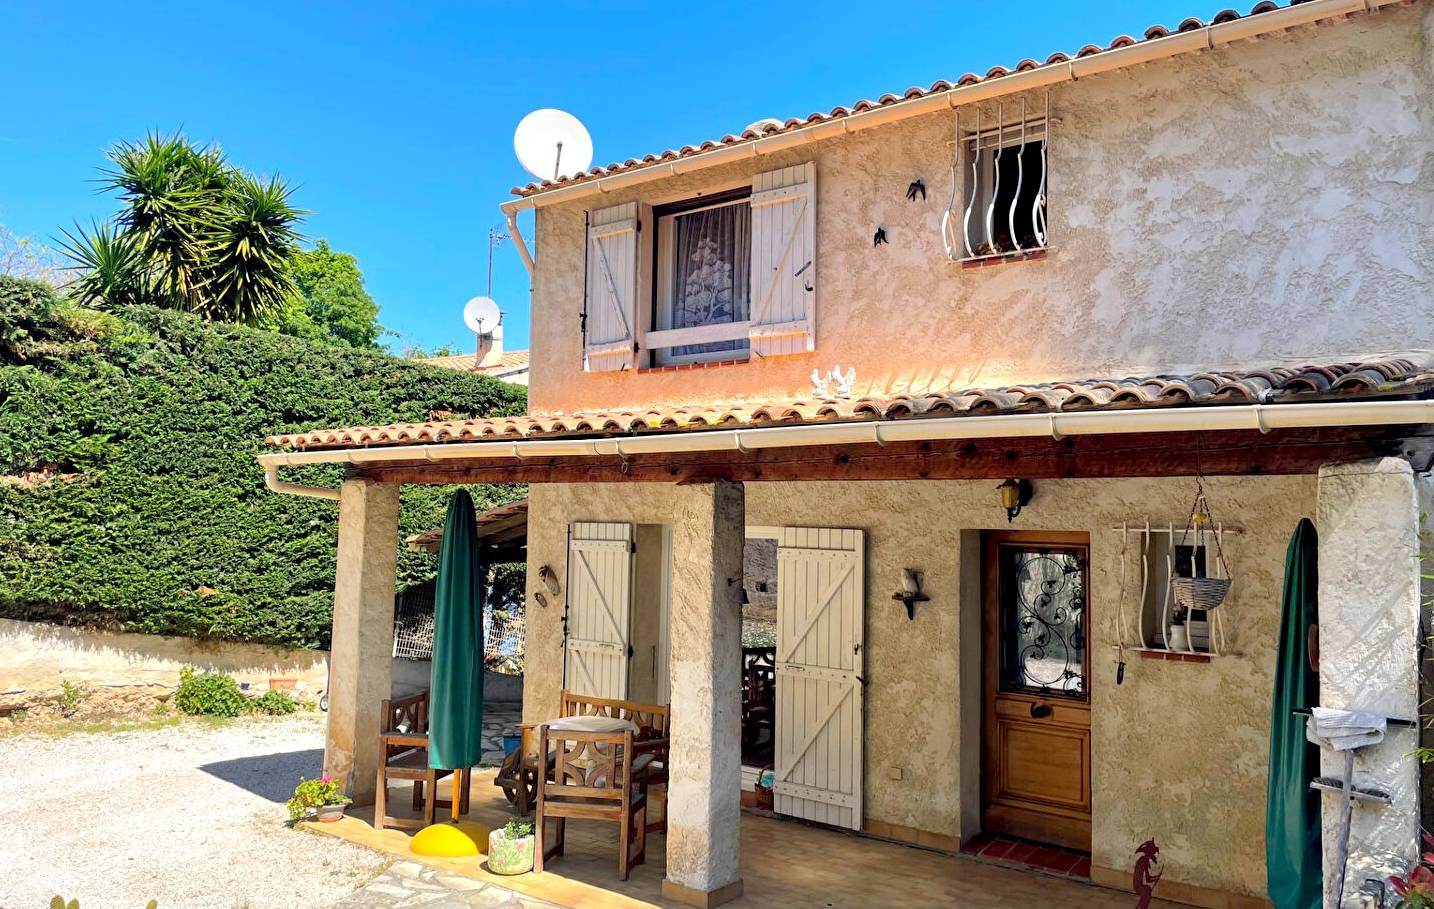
[{"x1": 286, "y1": 774, "x2": 352, "y2": 823}]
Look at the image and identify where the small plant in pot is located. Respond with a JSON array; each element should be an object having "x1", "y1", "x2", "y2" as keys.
[
  {"x1": 1167, "y1": 604, "x2": 1190, "y2": 652},
  {"x1": 488, "y1": 817, "x2": 536, "y2": 875},
  {"x1": 286, "y1": 774, "x2": 351, "y2": 823}
]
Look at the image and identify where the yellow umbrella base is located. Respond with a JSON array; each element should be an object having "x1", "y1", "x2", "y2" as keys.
[{"x1": 410, "y1": 821, "x2": 491, "y2": 858}]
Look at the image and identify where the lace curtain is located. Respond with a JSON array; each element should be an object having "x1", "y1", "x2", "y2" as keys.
[{"x1": 671, "y1": 202, "x2": 750, "y2": 357}]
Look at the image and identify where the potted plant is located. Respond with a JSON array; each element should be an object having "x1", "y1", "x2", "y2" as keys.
[
  {"x1": 286, "y1": 774, "x2": 352, "y2": 823},
  {"x1": 488, "y1": 816, "x2": 536, "y2": 875},
  {"x1": 1167, "y1": 605, "x2": 1190, "y2": 652}
]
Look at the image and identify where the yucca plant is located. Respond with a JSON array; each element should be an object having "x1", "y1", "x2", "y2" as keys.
[
  {"x1": 62, "y1": 131, "x2": 304, "y2": 324},
  {"x1": 59, "y1": 219, "x2": 152, "y2": 307}
]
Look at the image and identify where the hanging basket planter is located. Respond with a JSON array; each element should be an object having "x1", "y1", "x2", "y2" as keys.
[
  {"x1": 1174, "y1": 475, "x2": 1233, "y2": 612},
  {"x1": 1172, "y1": 575, "x2": 1231, "y2": 611}
]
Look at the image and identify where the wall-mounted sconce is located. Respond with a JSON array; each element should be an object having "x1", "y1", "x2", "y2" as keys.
[
  {"x1": 997, "y1": 478, "x2": 1034, "y2": 523},
  {"x1": 538, "y1": 564, "x2": 561, "y2": 595},
  {"x1": 891, "y1": 568, "x2": 930, "y2": 620}
]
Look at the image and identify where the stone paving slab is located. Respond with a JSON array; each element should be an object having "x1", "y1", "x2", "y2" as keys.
[{"x1": 328, "y1": 861, "x2": 562, "y2": 909}]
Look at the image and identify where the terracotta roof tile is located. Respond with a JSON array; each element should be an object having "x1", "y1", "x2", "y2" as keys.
[
  {"x1": 511, "y1": 1, "x2": 1360, "y2": 200},
  {"x1": 267, "y1": 359, "x2": 1434, "y2": 451}
]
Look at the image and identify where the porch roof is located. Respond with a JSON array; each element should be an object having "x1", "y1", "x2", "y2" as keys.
[{"x1": 267, "y1": 358, "x2": 1433, "y2": 453}]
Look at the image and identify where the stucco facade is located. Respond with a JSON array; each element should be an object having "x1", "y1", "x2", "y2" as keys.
[
  {"x1": 523, "y1": 4, "x2": 1434, "y2": 415},
  {"x1": 491, "y1": 7, "x2": 1434, "y2": 906},
  {"x1": 522, "y1": 474, "x2": 1313, "y2": 898}
]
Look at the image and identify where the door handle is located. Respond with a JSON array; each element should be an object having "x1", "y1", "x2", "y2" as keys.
[{"x1": 1029, "y1": 703, "x2": 1052, "y2": 719}]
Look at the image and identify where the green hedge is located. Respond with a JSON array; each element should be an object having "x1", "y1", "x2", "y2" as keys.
[{"x1": 0, "y1": 276, "x2": 526, "y2": 648}]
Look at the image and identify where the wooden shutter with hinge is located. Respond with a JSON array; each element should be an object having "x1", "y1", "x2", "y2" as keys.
[
  {"x1": 583, "y1": 203, "x2": 639, "y2": 372},
  {"x1": 748, "y1": 163, "x2": 816, "y2": 358},
  {"x1": 565, "y1": 522, "x2": 635, "y2": 699},
  {"x1": 774, "y1": 526, "x2": 863, "y2": 830}
]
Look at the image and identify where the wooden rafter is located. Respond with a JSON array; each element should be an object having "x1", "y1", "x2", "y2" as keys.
[{"x1": 346, "y1": 426, "x2": 1430, "y2": 486}]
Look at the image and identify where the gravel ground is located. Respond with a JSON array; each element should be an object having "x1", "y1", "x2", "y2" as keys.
[{"x1": 0, "y1": 714, "x2": 387, "y2": 909}]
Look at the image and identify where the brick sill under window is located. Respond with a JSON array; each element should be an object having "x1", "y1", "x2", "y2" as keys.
[
  {"x1": 958, "y1": 247, "x2": 1051, "y2": 269},
  {"x1": 638, "y1": 358, "x2": 750, "y2": 375}
]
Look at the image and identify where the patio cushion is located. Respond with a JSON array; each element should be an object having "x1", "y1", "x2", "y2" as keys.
[{"x1": 548, "y1": 715, "x2": 637, "y2": 733}]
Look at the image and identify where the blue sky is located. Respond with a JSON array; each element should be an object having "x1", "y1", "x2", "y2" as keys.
[{"x1": 2, "y1": 1, "x2": 1199, "y2": 354}]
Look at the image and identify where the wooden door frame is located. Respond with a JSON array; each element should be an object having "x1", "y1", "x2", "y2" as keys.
[{"x1": 980, "y1": 529, "x2": 1092, "y2": 850}]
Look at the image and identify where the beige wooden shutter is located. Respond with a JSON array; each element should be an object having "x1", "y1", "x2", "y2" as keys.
[
  {"x1": 748, "y1": 163, "x2": 816, "y2": 357},
  {"x1": 584, "y1": 202, "x2": 639, "y2": 372},
  {"x1": 773, "y1": 527, "x2": 863, "y2": 830},
  {"x1": 565, "y1": 522, "x2": 635, "y2": 699}
]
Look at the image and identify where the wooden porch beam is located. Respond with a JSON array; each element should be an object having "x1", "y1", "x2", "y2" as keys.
[{"x1": 345, "y1": 426, "x2": 1427, "y2": 486}]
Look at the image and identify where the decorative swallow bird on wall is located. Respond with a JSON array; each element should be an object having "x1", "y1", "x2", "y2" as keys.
[
  {"x1": 906, "y1": 179, "x2": 926, "y2": 202},
  {"x1": 873, "y1": 227, "x2": 888, "y2": 246}
]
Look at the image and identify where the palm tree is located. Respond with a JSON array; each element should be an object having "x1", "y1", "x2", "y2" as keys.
[{"x1": 62, "y1": 132, "x2": 305, "y2": 323}]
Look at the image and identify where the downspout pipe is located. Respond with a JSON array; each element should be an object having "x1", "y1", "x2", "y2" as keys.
[
  {"x1": 263, "y1": 463, "x2": 341, "y2": 501},
  {"x1": 258, "y1": 399, "x2": 1434, "y2": 482},
  {"x1": 505, "y1": 208, "x2": 535, "y2": 279}
]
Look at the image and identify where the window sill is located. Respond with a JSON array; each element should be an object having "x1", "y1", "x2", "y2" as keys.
[
  {"x1": 957, "y1": 247, "x2": 1050, "y2": 269},
  {"x1": 1135, "y1": 647, "x2": 1213, "y2": 664},
  {"x1": 638, "y1": 358, "x2": 750, "y2": 375}
]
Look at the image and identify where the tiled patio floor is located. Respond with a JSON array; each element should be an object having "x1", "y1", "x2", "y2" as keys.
[{"x1": 307, "y1": 769, "x2": 1179, "y2": 909}]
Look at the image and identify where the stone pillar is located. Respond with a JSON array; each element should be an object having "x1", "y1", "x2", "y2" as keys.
[
  {"x1": 1316, "y1": 458, "x2": 1421, "y2": 907},
  {"x1": 325, "y1": 478, "x2": 399, "y2": 806},
  {"x1": 662, "y1": 480, "x2": 745, "y2": 908}
]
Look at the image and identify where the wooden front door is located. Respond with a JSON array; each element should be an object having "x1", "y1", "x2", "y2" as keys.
[{"x1": 982, "y1": 531, "x2": 1091, "y2": 851}]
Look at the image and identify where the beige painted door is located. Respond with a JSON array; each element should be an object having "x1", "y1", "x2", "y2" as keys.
[
  {"x1": 565, "y1": 522, "x2": 635, "y2": 699},
  {"x1": 982, "y1": 531, "x2": 1091, "y2": 851},
  {"x1": 773, "y1": 527, "x2": 864, "y2": 830}
]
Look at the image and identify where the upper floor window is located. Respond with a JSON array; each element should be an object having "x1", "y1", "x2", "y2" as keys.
[
  {"x1": 653, "y1": 190, "x2": 752, "y2": 366},
  {"x1": 581, "y1": 163, "x2": 817, "y2": 373},
  {"x1": 959, "y1": 113, "x2": 1048, "y2": 259}
]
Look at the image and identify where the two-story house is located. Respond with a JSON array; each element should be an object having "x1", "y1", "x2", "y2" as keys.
[{"x1": 262, "y1": 1, "x2": 1434, "y2": 906}]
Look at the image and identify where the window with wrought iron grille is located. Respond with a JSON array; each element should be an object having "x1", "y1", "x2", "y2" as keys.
[{"x1": 951, "y1": 102, "x2": 1049, "y2": 260}]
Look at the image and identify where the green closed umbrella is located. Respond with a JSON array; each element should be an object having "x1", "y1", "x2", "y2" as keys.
[
  {"x1": 428, "y1": 490, "x2": 485, "y2": 806},
  {"x1": 1266, "y1": 518, "x2": 1321, "y2": 909}
]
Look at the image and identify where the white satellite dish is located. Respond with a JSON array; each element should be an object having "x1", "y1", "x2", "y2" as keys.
[
  {"x1": 463, "y1": 296, "x2": 502, "y2": 335},
  {"x1": 744, "y1": 117, "x2": 783, "y2": 134},
  {"x1": 514, "y1": 108, "x2": 594, "y2": 182}
]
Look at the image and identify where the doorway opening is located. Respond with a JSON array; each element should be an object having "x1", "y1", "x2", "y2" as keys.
[
  {"x1": 981, "y1": 530, "x2": 1092, "y2": 853},
  {"x1": 740, "y1": 530, "x2": 778, "y2": 776}
]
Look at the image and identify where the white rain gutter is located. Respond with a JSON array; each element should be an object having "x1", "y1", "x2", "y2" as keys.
[
  {"x1": 258, "y1": 398, "x2": 1434, "y2": 494},
  {"x1": 496, "y1": 0, "x2": 1393, "y2": 280}
]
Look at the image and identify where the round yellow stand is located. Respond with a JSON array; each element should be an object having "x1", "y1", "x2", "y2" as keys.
[
  {"x1": 410, "y1": 767, "x2": 489, "y2": 858},
  {"x1": 410, "y1": 820, "x2": 491, "y2": 857}
]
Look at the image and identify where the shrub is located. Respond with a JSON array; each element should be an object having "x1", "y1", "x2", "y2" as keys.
[
  {"x1": 503, "y1": 817, "x2": 534, "y2": 838},
  {"x1": 0, "y1": 276, "x2": 525, "y2": 648},
  {"x1": 57, "y1": 679, "x2": 87, "y2": 717},
  {"x1": 175, "y1": 668, "x2": 245, "y2": 717},
  {"x1": 286, "y1": 774, "x2": 350, "y2": 821},
  {"x1": 249, "y1": 689, "x2": 297, "y2": 715}
]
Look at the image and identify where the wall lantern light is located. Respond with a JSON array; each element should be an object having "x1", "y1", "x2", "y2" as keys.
[
  {"x1": 538, "y1": 564, "x2": 561, "y2": 595},
  {"x1": 891, "y1": 568, "x2": 930, "y2": 620},
  {"x1": 997, "y1": 478, "x2": 1034, "y2": 523}
]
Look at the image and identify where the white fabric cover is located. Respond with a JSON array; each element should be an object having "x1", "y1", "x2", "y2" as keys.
[
  {"x1": 1306, "y1": 706, "x2": 1387, "y2": 752},
  {"x1": 547, "y1": 715, "x2": 636, "y2": 734}
]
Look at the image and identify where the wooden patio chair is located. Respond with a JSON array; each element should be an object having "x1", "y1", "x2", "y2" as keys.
[
  {"x1": 533, "y1": 724, "x2": 649, "y2": 880},
  {"x1": 496, "y1": 691, "x2": 669, "y2": 831},
  {"x1": 374, "y1": 690, "x2": 468, "y2": 830}
]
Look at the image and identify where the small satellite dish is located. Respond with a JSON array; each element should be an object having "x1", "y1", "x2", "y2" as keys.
[
  {"x1": 744, "y1": 117, "x2": 784, "y2": 134},
  {"x1": 514, "y1": 109, "x2": 594, "y2": 182},
  {"x1": 463, "y1": 296, "x2": 502, "y2": 335}
]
